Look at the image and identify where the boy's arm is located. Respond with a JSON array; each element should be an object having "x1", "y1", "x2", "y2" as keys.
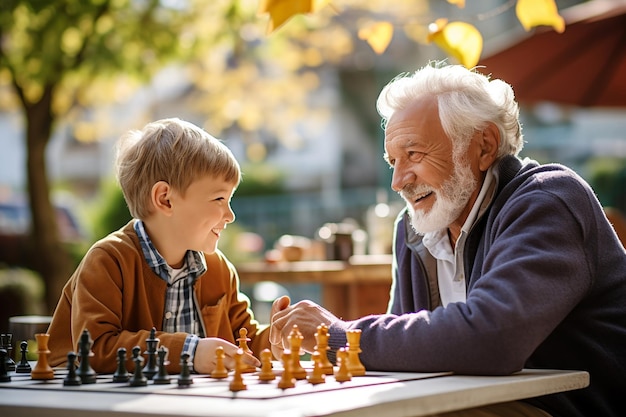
[{"x1": 50, "y1": 243, "x2": 188, "y2": 374}]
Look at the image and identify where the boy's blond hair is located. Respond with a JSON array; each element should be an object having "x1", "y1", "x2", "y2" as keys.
[{"x1": 115, "y1": 118, "x2": 241, "y2": 219}]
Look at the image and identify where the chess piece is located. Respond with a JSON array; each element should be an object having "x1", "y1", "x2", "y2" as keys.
[
  {"x1": 307, "y1": 351, "x2": 325, "y2": 385},
  {"x1": 277, "y1": 349, "x2": 295, "y2": 389},
  {"x1": 177, "y1": 353, "x2": 193, "y2": 387},
  {"x1": 76, "y1": 329, "x2": 97, "y2": 384},
  {"x1": 210, "y1": 346, "x2": 228, "y2": 379},
  {"x1": 113, "y1": 347, "x2": 130, "y2": 383},
  {"x1": 346, "y1": 329, "x2": 366, "y2": 376},
  {"x1": 31, "y1": 333, "x2": 54, "y2": 380},
  {"x1": 228, "y1": 349, "x2": 247, "y2": 392},
  {"x1": 142, "y1": 327, "x2": 159, "y2": 380},
  {"x1": 15, "y1": 340, "x2": 32, "y2": 374},
  {"x1": 1, "y1": 334, "x2": 15, "y2": 372},
  {"x1": 257, "y1": 349, "x2": 276, "y2": 381},
  {"x1": 334, "y1": 348, "x2": 352, "y2": 382},
  {"x1": 0, "y1": 348, "x2": 10, "y2": 382},
  {"x1": 129, "y1": 346, "x2": 148, "y2": 387},
  {"x1": 153, "y1": 346, "x2": 171, "y2": 385},
  {"x1": 236, "y1": 328, "x2": 256, "y2": 373},
  {"x1": 314, "y1": 324, "x2": 334, "y2": 375},
  {"x1": 63, "y1": 352, "x2": 82, "y2": 386},
  {"x1": 236, "y1": 328, "x2": 252, "y2": 354},
  {"x1": 288, "y1": 325, "x2": 306, "y2": 380}
]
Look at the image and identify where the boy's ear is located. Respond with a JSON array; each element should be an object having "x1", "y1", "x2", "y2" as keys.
[
  {"x1": 478, "y1": 122, "x2": 501, "y2": 172},
  {"x1": 151, "y1": 181, "x2": 173, "y2": 215}
]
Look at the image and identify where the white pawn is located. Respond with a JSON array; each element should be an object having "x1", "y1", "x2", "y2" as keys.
[
  {"x1": 314, "y1": 324, "x2": 334, "y2": 375},
  {"x1": 346, "y1": 329, "x2": 365, "y2": 376}
]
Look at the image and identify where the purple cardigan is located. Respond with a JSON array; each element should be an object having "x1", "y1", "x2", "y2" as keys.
[{"x1": 329, "y1": 156, "x2": 626, "y2": 417}]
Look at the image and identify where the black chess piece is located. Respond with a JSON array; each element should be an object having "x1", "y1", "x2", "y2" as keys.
[
  {"x1": 63, "y1": 352, "x2": 82, "y2": 386},
  {"x1": 1, "y1": 334, "x2": 15, "y2": 372},
  {"x1": 142, "y1": 327, "x2": 159, "y2": 380},
  {"x1": 76, "y1": 329, "x2": 97, "y2": 384},
  {"x1": 177, "y1": 353, "x2": 193, "y2": 387},
  {"x1": 15, "y1": 340, "x2": 31, "y2": 373},
  {"x1": 129, "y1": 346, "x2": 147, "y2": 387},
  {"x1": 0, "y1": 348, "x2": 10, "y2": 382},
  {"x1": 152, "y1": 346, "x2": 171, "y2": 385},
  {"x1": 112, "y1": 347, "x2": 130, "y2": 383}
]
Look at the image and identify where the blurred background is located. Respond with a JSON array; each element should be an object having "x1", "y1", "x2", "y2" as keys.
[{"x1": 1, "y1": 0, "x2": 625, "y2": 333}]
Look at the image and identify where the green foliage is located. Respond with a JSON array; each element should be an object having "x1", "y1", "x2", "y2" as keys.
[
  {"x1": 64, "y1": 239, "x2": 91, "y2": 269},
  {"x1": 236, "y1": 163, "x2": 286, "y2": 196},
  {"x1": 0, "y1": 267, "x2": 46, "y2": 313},
  {"x1": 88, "y1": 179, "x2": 132, "y2": 241},
  {"x1": 587, "y1": 157, "x2": 626, "y2": 212},
  {"x1": 0, "y1": 0, "x2": 200, "y2": 110},
  {"x1": 0, "y1": 267, "x2": 47, "y2": 331}
]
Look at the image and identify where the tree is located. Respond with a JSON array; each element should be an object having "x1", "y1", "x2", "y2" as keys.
[
  {"x1": 0, "y1": 0, "x2": 212, "y2": 312},
  {"x1": 0, "y1": 0, "x2": 334, "y2": 312}
]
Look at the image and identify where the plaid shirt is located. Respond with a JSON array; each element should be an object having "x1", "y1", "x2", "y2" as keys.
[{"x1": 134, "y1": 220, "x2": 206, "y2": 362}]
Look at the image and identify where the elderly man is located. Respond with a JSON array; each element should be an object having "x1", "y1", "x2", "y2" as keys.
[{"x1": 270, "y1": 62, "x2": 626, "y2": 417}]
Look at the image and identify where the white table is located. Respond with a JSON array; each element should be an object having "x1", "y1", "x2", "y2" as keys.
[{"x1": 0, "y1": 368, "x2": 589, "y2": 417}]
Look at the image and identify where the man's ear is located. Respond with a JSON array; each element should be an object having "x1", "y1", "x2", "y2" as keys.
[
  {"x1": 151, "y1": 181, "x2": 173, "y2": 215},
  {"x1": 479, "y1": 122, "x2": 501, "y2": 171}
]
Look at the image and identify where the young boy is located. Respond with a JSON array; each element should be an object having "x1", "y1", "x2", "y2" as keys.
[{"x1": 47, "y1": 118, "x2": 287, "y2": 374}]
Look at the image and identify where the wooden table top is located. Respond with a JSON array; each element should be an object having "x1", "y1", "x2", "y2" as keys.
[{"x1": 237, "y1": 254, "x2": 393, "y2": 284}]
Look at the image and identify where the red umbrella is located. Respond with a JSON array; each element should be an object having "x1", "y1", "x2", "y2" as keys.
[{"x1": 479, "y1": 0, "x2": 626, "y2": 107}]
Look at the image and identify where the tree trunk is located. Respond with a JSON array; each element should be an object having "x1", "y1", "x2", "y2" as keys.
[{"x1": 24, "y1": 85, "x2": 73, "y2": 314}]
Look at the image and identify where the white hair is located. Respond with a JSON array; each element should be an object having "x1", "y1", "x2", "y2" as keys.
[{"x1": 376, "y1": 61, "x2": 524, "y2": 158}]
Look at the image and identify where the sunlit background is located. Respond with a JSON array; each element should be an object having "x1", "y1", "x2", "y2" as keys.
[{"x1": 1, "y1": 0, "x2": 625, "y2": 329}]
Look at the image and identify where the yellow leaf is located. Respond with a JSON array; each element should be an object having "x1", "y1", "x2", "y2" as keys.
[
  {"x1": 258, "y1": 0, "x2": 312, "y2": 33},
  {"x1": 516, "y1": 0, "x2": 565, "y2": 33},
  {"x1": 427, "y1": 19, "x2": 483, "y2": 68},
  {"x1": 447, "y1": 0, "x2": 465, "y2": 8},
  {"x1": 358, "y1": 21, "x2": 394, "y2": 55},
  {"x1": 258, "y1": 0, "x2": 329, "y2": 34}
]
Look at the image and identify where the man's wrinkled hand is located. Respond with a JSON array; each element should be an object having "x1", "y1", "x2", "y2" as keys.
[{"x1": 270, "y1": 299, "x2": 340, "y2": 354}]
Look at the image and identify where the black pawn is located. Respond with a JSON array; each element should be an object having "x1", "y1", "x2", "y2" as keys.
[
  {"x1": 76, "y1": 329, "x2": 97, "y2": 384},
  {"x1": 142, "y1": 327, "x2": 159, "y2": 380},
  {"x1": 177, "y1": 353, "x2": 193, "y2": 387},
  {"x1": 0, "y1": 348, "x2": 10, "y2": 382},
  {"x1": 1, "y1": 334, "x2": 15, "y2": 372},
  {"x1": 63, "y1": 352, "x2": 82, "y2": 386},
  {"x1": 152, "y1": 346, "x2": 170, "y2": 385},
  {"x1": 16, "y1": 341, "x2": 32, "y2": 374},
  {"x1": 112, "y1": 347, "x2": 130, "y2": 383},
  {"x1": 129, "y1": 346, "x2": 147, "y2": 387}
]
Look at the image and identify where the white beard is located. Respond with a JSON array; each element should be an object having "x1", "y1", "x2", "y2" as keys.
[{"x1": 400, "y1": 160, "x2": 477, "y2": 234}]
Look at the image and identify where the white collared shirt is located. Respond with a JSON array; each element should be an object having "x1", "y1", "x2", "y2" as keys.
[{"x1": 423, "y1": 167, "x2": 497, "y2": 306}]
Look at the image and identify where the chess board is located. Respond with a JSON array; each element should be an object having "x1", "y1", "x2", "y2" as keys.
[{"x1": 0, "y1": 364, "x2": 449, "y2": 400}]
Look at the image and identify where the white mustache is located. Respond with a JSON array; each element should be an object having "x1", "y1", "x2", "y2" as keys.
[{"x1": 400, "y1": 184, "x2": 434, "y2": 202}]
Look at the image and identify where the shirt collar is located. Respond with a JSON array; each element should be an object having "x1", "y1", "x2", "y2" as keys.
[
  {"x1": 461, "y1": 166, "x2": 497, "y2": 235},
  {"x1": 423, "y1": 166, "x2": 498, "y2": 256}
]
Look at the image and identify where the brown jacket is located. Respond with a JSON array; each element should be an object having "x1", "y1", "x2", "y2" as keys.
[{"x1": 47, "y1": 220, "x2": 269, "y2": 374}]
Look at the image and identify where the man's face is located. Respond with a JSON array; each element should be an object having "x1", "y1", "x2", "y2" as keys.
[{"x1": 383, "y1": 97, "x2": 479, "y2": 234}]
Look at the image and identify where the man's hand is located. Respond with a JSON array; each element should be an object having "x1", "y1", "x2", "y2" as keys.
[
  {"x1": 270, "y1": 299, "x2": 341, "y2": 354},
  {"x1": 193, "y1": 338, "x2": 260, "y2": 374},
  {"x1": 269, "y1": 295, "x2": 291, "y2": 359}
]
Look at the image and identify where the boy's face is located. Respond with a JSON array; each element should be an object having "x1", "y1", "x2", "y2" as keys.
[{"x1": 169, "y1": 174, "x2": 236, "y2": 255}]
